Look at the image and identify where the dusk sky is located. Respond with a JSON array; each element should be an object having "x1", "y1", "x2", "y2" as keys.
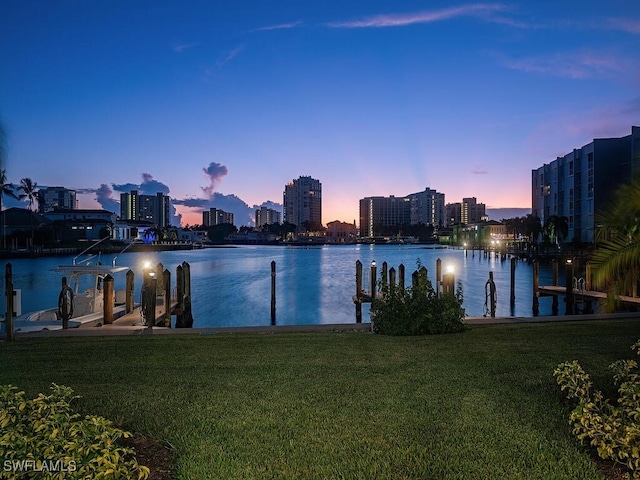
[{"x1": 1, "y1": 1, "x2": 639, "y2": 226}]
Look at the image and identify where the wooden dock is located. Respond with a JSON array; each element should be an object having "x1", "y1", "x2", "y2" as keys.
[{"x1": 538, "y1": 285, "x2": 640, "y2": 308}]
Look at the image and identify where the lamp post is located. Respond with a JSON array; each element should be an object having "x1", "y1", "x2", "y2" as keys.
[{"x1": 442, "y1": 264, "x2": 455, "y2": 296}]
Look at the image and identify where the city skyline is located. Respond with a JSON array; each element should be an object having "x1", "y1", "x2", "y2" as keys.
[{"x1": 1, "y1": 1, "x2": 639, "y2": 226}]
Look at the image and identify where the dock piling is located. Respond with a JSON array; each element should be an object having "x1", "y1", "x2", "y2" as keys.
[
  {"x1": 271, "y1": 260, "x2": 276, "y2": 325},
  {"x1": 355, "y1": 260, "x2": 363, "y2": 323},
  {"x1": 103, "y1": 274, "x2": 114, "y2": 324},
  {"x1": 5, "y1": 263, "x2": 14, "y2": 341}
]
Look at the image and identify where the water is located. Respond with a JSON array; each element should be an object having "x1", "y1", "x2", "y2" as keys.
[{"x1": 0, "y1": 245, "x2": 557, "y2": 328}]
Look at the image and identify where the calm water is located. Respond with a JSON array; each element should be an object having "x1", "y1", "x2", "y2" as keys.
[{"x1": 1, "y1": 245, "x2": 557, "y2": 328}]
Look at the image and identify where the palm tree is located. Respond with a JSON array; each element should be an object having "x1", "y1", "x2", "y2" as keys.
[
  {"x1": 543, "y1": 215, "x2": 569, "y2": 250},
  {"x1": 0, "y1": 169, "x2": 18, "y2": 249},
  {"x1": 590, "y1": 176, "x2": 640, "y2": 301},
  {"x1": 18, "y1": 177, "x2": 38, "y2": 211}
]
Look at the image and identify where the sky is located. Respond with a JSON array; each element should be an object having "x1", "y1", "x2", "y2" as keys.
[{"x1": 1, "y1": 1, "x2": 639, "y2": 226}]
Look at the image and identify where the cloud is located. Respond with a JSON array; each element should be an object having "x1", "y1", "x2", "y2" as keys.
[
  {"x1": 326, "y1": 4, "x2": 514, "y2": 28},
  {"x1": 94, "y1": 184, "x2": 120, "y2": 214},
  {"x1": 471, "y1": 168, "x2": 489, "y2": 175},
  {"x1": 112, "y1": 173, "x2": 171, "y2": 196},
  {"x1": 174, "y1": 193, "x2": 255, "y2": 226},
  {"x1": 255, "y1": 21, "x2": 303, "y2": 32},
  {"x1": 496, "y1": 50, "x2": 624, "y2": 79},
  {"x1": 201, "y1": 162, "x2": 229, "y2": 197},
  {"x1": 173, "y1": 42, "x2": 201, "y2": 53},
  {"x1": 217, "y1": 45, "x2": 244, "y2": 67},
  {"x1": 606, "y1": 18, "x2": 640, "y2": 35}
]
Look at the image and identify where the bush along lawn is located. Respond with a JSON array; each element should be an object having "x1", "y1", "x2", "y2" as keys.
[
  {"x1": 555, "y1": 339, "x2": 640, "y2": 479},
  {"x1": 0, "y1": 384, "x2": 149, "y2": 479},
  {"x1": 1, "y1": 318, "x2": 640, "y2": 479}
]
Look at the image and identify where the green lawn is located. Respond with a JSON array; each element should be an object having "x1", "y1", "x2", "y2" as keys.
[{"x1": 2, "y1": 319, "x2": 640, "y2": 479}]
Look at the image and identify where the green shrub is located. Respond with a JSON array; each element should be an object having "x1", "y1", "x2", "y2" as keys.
[
  {"x1": 554, "y1": 340, "x2": 640, "y2": 477},
  {"x1": 371, "y1": 270, "x2": 466, "y2": 335},
  {"x1": 0, "y1": 383, "x2": 149, "y2": 480}
]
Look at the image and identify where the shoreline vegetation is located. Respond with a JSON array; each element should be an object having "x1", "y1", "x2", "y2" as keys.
[{"x1": 1, "y1": 318, "x2": 639, "y2": 479}]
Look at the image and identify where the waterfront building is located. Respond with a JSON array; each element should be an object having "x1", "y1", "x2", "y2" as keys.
[
  {"x1": 120, "y1": 190, "x2": 171, "y2": 227},
  {"x1": 532, "y1": 126, "x2": 640, "y2": 243},
  {"x1": 359, "y1": 187, "x2": 445, "y2": 239},
  {"x1": 255, "y1": 206, "x2": 281, "y2": 228},
  {"x1": 445, "y1": 197, "x2": 487, "y2": 226},
  {"x1": 408, "y1": 188, "x2": 446, "y2": 228},
  {"x1": 202, "y1": 207, "x2": 234, "y2": 226},
  {"x1": 325, "y1": 220, "x2": 357, "y2": 244},
  {"x1": 37, "y1": 187, "x2": 77, "y2": 213},
  {"x1": 43, "y1": 209, "x2": 116, "y2": 241},
  {"x1": 283, "y1": 176, "x2": 322, "y2": 231},
  {"x1": 359, "y1": 196, "x2": 410, "y2": 238}
]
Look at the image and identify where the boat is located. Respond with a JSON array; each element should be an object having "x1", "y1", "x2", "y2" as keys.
[{"x1": 2, "y1": 238, "x2": 134, "y2": 333}]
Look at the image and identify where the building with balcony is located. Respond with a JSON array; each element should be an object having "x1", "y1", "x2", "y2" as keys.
[
  {"x1": 37, "y1": 187, "x2": 77, "y2": 213},
  {"x1": 532, "y1": 126, "x2": 640, "y2": 243},
  {"x1": 120, "y1": 190, "x2": 171, "y2": 227},
  {"x1": 255, "y1": 206, "x2": 281, "y2": 228},
  {"x1": 283, "y1": 176, "x2": 322, "y2": 231},
  {"x1": 202, "y1": 207, "x2": 234, "y2": 226}
]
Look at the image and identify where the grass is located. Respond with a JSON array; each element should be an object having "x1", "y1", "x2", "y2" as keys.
[{"x1": 1, "y1": 319, "x2": 640, "y2": 479}]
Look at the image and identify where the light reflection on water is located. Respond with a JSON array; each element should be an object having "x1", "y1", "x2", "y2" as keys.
[{"x1": 1, "y1": 244, "x2": 558, "y2": 328}]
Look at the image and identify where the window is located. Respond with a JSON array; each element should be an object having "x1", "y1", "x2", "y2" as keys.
[{"x1": 569, "y1": 161, "x2": 574, "y2": 176}]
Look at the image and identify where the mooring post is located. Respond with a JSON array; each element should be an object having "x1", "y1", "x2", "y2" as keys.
[
  {"x1": 389, "y1": 267, "x2": 396, "y2": 290},
  {"x1": 381, "y1": 261, "x2": 388, "y2": 291},
  {"x1": 532, "y1": 260, "x2": 540, "y2": 316},
  {"x1": 271, "y1": 260, "x2": 276, "y2": 326},
  {"x1": 370, "y1": 261, "x2": 377, "y2": 305},
  {"x1": 103, "y1": 274, "x2": 114, "y2": 324},
  {"x1": 5, "y1": 263, "x2": 14, "y2": 341},
  {"x1": 355, "y1": 260, "x2": 362, "y2": 323},
  {"x1": 156, "y1": 262, "x2": 164, "y2": 296},
  {"x1": 442, "y1": 271, "x2": 455, "y2": 296},
  {"x1": 551, "y1": 259, "x2": 559, "y2": 314},
  {"x1": 182, "y1": 261, "x2": 193, "y2": 327},
  {"x1": 175, "y1": 264, "x2": 184, "y2": 327},
  {"x1": 142, "y1": 269, "x2": 157, "y2": 328},
  {"x1": 125, "y1": 269, "x2": 134, "y2": 314},
  {"x1": 565, "y1": 258, "x2": 574, "y2": 315},
  {"x1": 510, "y1": 257, "x2": 516, "y2": 313},
  {"x1": 436, "y1": 258, "x2": 442, "y2": 297},
  {"x1": 485, "y1": 271, "x2": 496, "y2": 317},
  {"x1": 398, "y1": 263, "x2": 405, "y2": 290},
  {"x1": 419, "y1": 266, "x2": 428, "y2": 292},
  {"x1": 163, "y1": 268, "x2": 171, "y2": 327}
]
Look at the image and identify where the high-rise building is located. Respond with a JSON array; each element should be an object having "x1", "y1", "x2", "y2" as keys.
[
  {"x1": 255, "y1": 206, "x2": 281, "y2": 228},
  {"x1": 283, "y1": 176, "x2": 322, "y2": 231},
  {"x1": 37, "y1": 187, "x2": 77, "y2": 213},
  {"x1": 445, "y1": 197, "x2": 486, "y2": 226},
  {"x1": 408, "y1": 188, "x2": 446, "y2": 228},
  {"x1": 120, "y1": 190, "x2": 171, "y2": 227},
  {"x1": 359, "y1": 196, "x2": 411, "y2": 238},
  {"x1": 532, "y1": 126, "x2": 640, "y2": 243},
  {"x1": 359, "y1": 187, "x2": 445, "y2": 238},
  {"x1": 202, "y1": 207, "x2": 234, "y2": 226}
]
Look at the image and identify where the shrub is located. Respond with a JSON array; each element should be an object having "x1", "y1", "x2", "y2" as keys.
[
  {"x1": 553, "y1": 340, "x2": 640, "y2": 477},
  {"x1": 371, "y1": 270, "x2": 466, "y2": 335},
  {"x1": 0, "y1": 383, "x2": 150, "y2": 480}
]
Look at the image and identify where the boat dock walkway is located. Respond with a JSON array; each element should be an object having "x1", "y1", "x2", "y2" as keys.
[
  {"x1": 5, "y1": 311, "x2": 640, "y2": 338},
  {"x1": 538, "y1": 285, "x2": 640, "y2": 307}
]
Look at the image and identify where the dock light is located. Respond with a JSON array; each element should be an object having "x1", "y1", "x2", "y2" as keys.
[
  {"x1": 371, "y1": 260, "x2": 376, "y2": 267},
  {"x1": 446, "y1": 264, "x2": 455, "y2": 274},
  {"x1": 566, "y1": 258, "x2": 573, "y2": 265},
  {"x1": 463, "y1": 242, "x2": 467, "y2": 248}
]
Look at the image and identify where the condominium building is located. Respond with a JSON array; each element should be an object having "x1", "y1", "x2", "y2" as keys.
[
  {"x1": 202, "y1": 207, "x2": 234, "y2": 226},
  {"x1": 358, "y1": 196, "x2": 410, "y2": 238},
  {"x1": 37, "y1": 187, "x2": 77, "y2": 213},
  {"x1": 408, "y1": 188, "x2": 446, "y2": 228},
  {"x1": 531, "y1": 126, "x2": 640, "y2": 243},
  {"x1": 283, "y1": 176, "x2": 322, "y2": 231},
  {"x1": 255, "y1": 206, "x2": 281, "y2": 228},
  {"x1": 445, "y1": 197, "x2": 487, "y2": 226},
  {"x1": 120, "y1": 190, "x2": 171, "y2": 227},
  {"x1": 359, "y1": 187, "x2": 446, "y2": 238}
]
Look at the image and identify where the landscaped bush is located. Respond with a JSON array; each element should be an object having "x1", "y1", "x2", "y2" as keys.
[
  {"x1": 0, "y1": 383, "x2": 149, "y2": 479},
  {"x1": 554, "y1": 340, "x2": 640, "y2": 478},
  {"x1": 371, "y1": 269, "x2": 466, "y2": 335}
]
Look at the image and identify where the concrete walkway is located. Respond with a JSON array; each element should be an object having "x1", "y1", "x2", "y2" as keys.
[{"x1": 3, "y1": 311, "x2": 640, "y2": 339}]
